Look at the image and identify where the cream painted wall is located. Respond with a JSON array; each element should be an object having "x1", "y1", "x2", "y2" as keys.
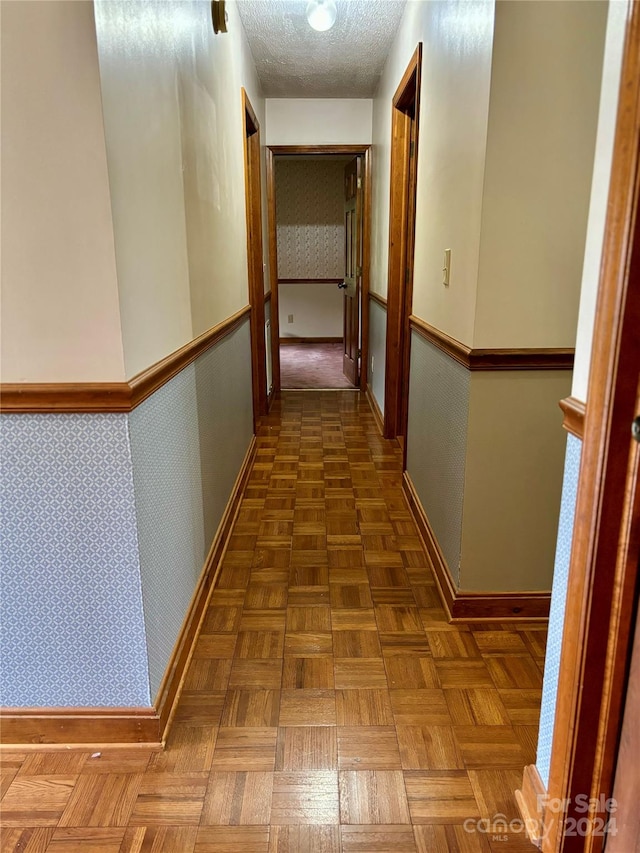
[
  {"x1": 370, "y1": 0, "x2": 495, "y2": 347},
  {"x1": 572, "y1": 0, "x2": 628, "y2": 402},
  {"x1": 279, "y1": 284, "x2": 343, "y2": 339},
  {"x1": 1, "y1": 0, "x2": 125, "y2": 383},
  {"x1": 460, "y1": 370, "x2": 572, "y2": 591},
  {"x1": 265, "y1": 99, "x2": 372, "y2": 146},
  {"x1": 94, "y1": 0, "x2": 265, "y2": 378},
  {"x1": 473, "y1": 1, "x2": 608, "y2": 349}
]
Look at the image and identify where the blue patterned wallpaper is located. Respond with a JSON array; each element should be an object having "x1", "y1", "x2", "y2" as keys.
[
  {"x1": 0, "y1": 414, "x2": 150, "y2": 706},
  {"x1": 368, "y1": 298, "x2": 387, "y2": 414},
  {"x1": 129, "y1": 321, "x2": 253, "y2": 699},
  {"x1": 1, "y1": 318, "x2": 253, "y2": 708},
  {"x1": 406, "y1": 332, "x2": 471, "y2": 585},
  {"x1": 537, "y1": 433, "x2": 582, "y2": 786}
]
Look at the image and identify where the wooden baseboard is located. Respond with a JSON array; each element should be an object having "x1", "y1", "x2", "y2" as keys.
[
  {"x1": 515, "y1": 764, "x2": 547, "y2": 848},
  {"x1": 280, "y1": 337, "x2": 343, "y2": 345},
  {"x1": 0, "y1": 707, "x2": 162, "y2": 747},
  {"x1": 154, "y1": 435, "x2": 257, "y2": 740},
  {"x1": 0, "y1": 436, "x2": 258, "y2": 747},
  {"x1": 365, "y1": 386, "x2": 384, "y2": 436},
  {"x1": 403, "y1": 471, "x2": 455, "y2": 619},
  {"x1": 402, "y1": 471, "x2": 550, "y2": 621}
]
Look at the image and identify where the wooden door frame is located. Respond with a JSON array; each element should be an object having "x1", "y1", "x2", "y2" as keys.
[
  {"x1": 242, "y1": 89, "x2": 267, "y2": 428},
  {"x1": 383, "y1": 44, "x2": 422, "y2": 445},
  {"x1": 543, "y1": 5, "x2": 640, "y2": 851},
  {"x1": 265, "y1": 144, "x2": 372, "y2": 393}
]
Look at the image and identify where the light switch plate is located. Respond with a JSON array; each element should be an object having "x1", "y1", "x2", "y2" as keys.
[{"x1": 443, "y1": 249, "x2": 451, "y2": 286}]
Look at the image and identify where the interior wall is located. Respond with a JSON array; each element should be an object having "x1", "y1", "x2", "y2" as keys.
[
  {"x1": 460, "y1": 370, "x2": 572, "y2": 591},
  {"x1": 94, "y1": 0, "x2": 265, "y2": 378},
  {"x1": 368, "y1": 301, "x2": 387, "y2": 412},
  {"x1": 265, "y1": 99, "x2": 372, "y2": 146},
  {"x1": 0, "y1": 0, "x2": 125, "y2": 383},
  {"x1": 370, "y1": 0, "x2": 494, "y2": 346},
  {"x1": 1, "y1": 1, "x2": 263, "y2": 708},
  {"x1": 276, "y1": 159, "x2": 345, "y2": 278},
  {"x1": 279, "y1": 284, "x2": 343, "y2": 339},
  {"x1": 275, "y1": 158, "x2": 345, "y2": 339},
  {"x1": 473, "y1": 0, "x2": 608, "y2": 348}
]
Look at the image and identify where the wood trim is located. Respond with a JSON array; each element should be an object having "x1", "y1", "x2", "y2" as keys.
[
  {"x1": 242, "y1": 88, "x2": 267, "y2": 427},
  {"x1": 403, "y1": 471, "x2": 550, "y2": 621},
  {"x1": 128, "y1": 306, "x2": 251, "y2": 408},
  {"x1": 278, "y1": 278, "x2": 343, "y2": 285},
  {"x1": 0, "y1": 435, "x2": 258, "y2": 746},
  {"x1": 279, "y1": 336, "x2": 343, "y2": 345},
  {"x1": 402, "y1": 471, "x2": 455, "y2": 621},
  {"x1": 1, "y1": 307, "x2": 251, "y2": 414},
  {"x1": 410, "y1": 315, "x2": 471, "y2": 367},
  {"x1": 154, "y1": 436, "x2": 257, "y2": 740},
  {"x1": 410, "y1": 316, "x2": 575, "y2": 371},
  {"x1": 266, "y1": 148, "x2": 281, "y2": 393},
  {"x1": 267, "y1": 145, "x2": 371, "y2": 156},
  {"x1": 0, "y1": 383, "x2": 131, "y2": 413},
  {"x1": 369, "y1": 291, "x2": 388, "y2": 309},
  {"x1": 0, "y1": 707, "x2": 161, "y2": 746},
  {"x1": 516, "y1": 764, "x2": 547, "y2": 849},
  {"x1": 360, "y1": 146, "x2": 372, "y2": 392},
  {"x1": 365, "y1": 386, "x2": 384, "y2": 437},
  {"x1": 559, "y1": 396, "x2": 586, "y2": 439},
  {"x1": 384, "y1": 44, "x2": 422, "y2": 442},
  {"x1": 452, "y1": 591, "x2": 550, "y2": 621},
  {"x1": 544, "y1": 6, "x2": 640, "y2": 851}
]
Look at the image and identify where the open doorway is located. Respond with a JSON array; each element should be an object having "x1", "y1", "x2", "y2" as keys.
[{"x1": 266, "y1": 145, "x2": 371, "y2": 392}]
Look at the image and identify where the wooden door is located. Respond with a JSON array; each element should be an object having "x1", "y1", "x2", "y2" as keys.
[
  {"x1": 342, "y1": 156, "x2": 361, "y2": 385},
  {"x1": 607, "y1": 580, "x2": 640, "y2": 851}
]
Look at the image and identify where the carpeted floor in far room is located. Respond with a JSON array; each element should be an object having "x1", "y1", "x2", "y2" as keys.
[{"x1": 280, "y1": 343, "x2": 356, "y2": 390}]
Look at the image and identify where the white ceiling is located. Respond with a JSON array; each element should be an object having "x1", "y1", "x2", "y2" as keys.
[{"x1": 236, "y1": 0, "x2": 408, "y2": 98}]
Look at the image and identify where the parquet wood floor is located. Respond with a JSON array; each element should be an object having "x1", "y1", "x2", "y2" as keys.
[{"x1": 1, "y1": 392, "x2": 543, "y2": 852}]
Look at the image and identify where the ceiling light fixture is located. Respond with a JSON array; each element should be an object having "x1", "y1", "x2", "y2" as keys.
[{"x1": 306, "y1": 0, "x2": 337, "y2": 32}]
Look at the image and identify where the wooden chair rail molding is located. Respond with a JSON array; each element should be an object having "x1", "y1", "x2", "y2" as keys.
[
  {"x1": 0, "y1": 435, "x2": 257, "y2": 747},
  {"x1": 369, "y1": 291, "x2": 388, "y2": 309},
  {"x1": 403, "y1": 470, "x2": 551, "y2": 621},
  {"x1": 559, "y1": 396, "x2": 586, "y2": 439},
  {"x1": 409, "y1": 316, "x2": 575, "y2": 371},
  {"x1": 0, "y1": 306, "x2": 251, "y2": 414}
]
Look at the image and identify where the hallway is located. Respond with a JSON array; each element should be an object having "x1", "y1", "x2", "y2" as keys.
[{"x1": 2, "y1": 392, "x2": 543, "y2": 852}]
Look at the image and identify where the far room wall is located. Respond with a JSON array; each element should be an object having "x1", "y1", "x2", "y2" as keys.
[{"x1": 275, "y1": 158, "x2": 346, "y2": 340}]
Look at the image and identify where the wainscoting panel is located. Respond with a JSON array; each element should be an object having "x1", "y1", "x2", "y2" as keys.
[
  {"x1": 536, "y1": 433, "x2": 582, "y2": 786},
  {"x1": 0, "y1": 414, "x2": 150, "y2": 706},
  {"x1": 368, "y1": 296, "x2": 387, "y2": 413},
  {"x1": 406, "y1": 331, "x2": 470, "y2": 586},
  {"x1": 128, "y1": 320, "x2": 253, "y2": 699}
]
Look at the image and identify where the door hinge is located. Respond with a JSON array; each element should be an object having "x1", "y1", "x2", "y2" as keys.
[
  {"x1": 409, "y1": 141, "x2": 415, "y2": 158},
  {"x1": 357, "y1": 177, "x2": 362, "y2": 189},
  {"x1": 356, "y1": 265, "x2": 362, "y2": 277},
  {"x1": 405, "y1": 267, "x2": 410, "y2": 283},
  {"x1": 357, "y1": 349, "x2": 362, "y2": 359}
]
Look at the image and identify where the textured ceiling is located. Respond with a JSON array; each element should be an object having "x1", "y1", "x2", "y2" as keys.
[{"x1": 237, "y1": 0, "x2": 408, "y2": 98}]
